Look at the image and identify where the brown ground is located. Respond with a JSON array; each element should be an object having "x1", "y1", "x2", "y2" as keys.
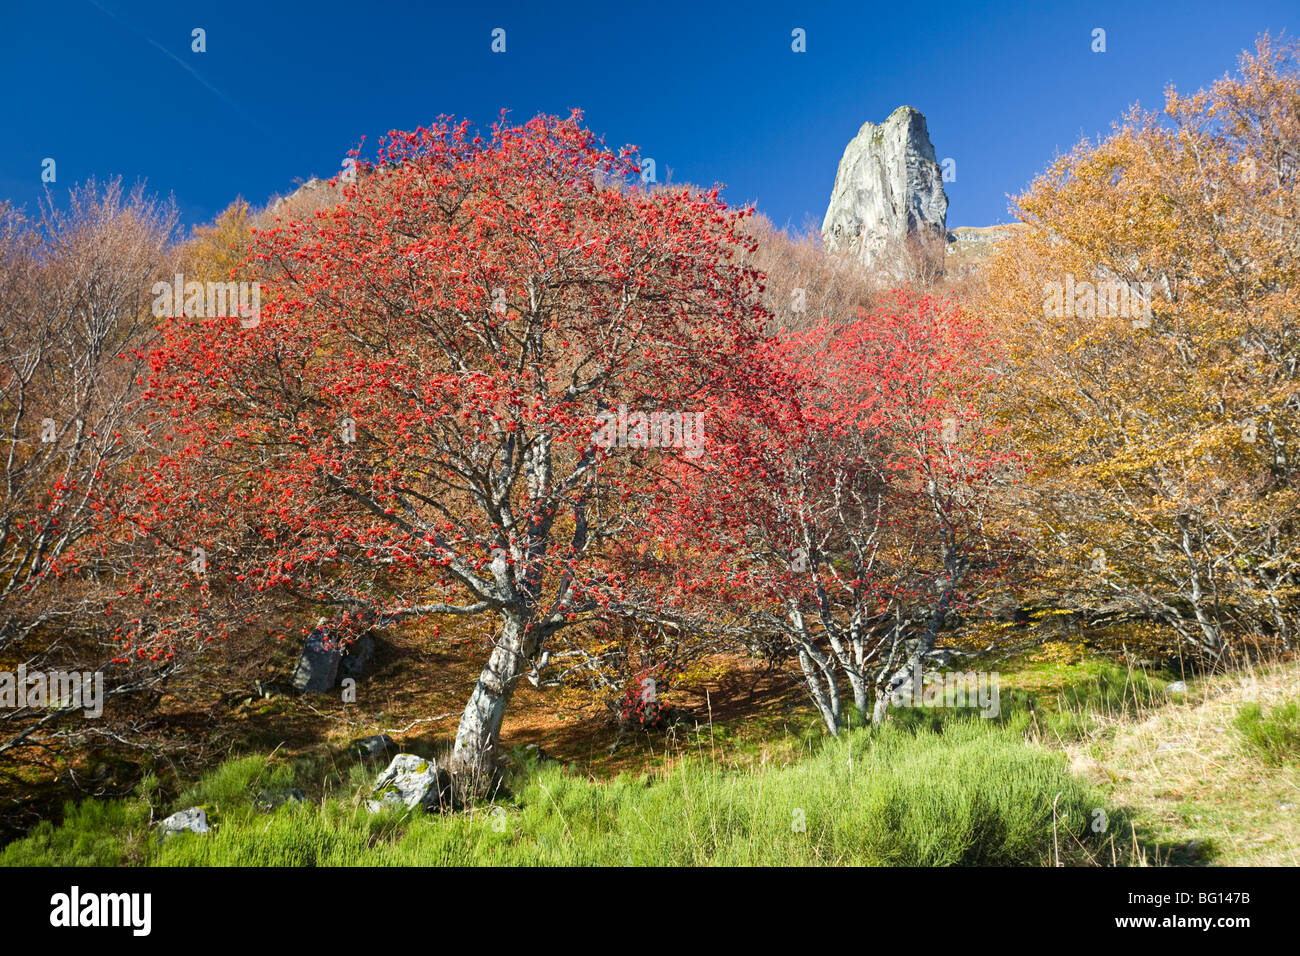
[{"x1": 1, "y1": 621, "x2": 814, "y2": 841}]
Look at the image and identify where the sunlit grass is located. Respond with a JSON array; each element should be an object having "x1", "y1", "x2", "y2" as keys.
[{"x1": 1, "y1": 719, "x2": 1110, "y2": 867}]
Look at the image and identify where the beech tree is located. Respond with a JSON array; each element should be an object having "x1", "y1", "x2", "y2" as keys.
[
  {"x1": 86, "y1": 113, "x2": 767, "y2": 780},
  {"x1": 982, "y1": 34, "x2": 1300, "y2": 658}
]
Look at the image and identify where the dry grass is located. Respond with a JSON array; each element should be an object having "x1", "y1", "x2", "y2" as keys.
[{"x1": 1064, "y1": 660, "x2": 1300, "y2": 865}]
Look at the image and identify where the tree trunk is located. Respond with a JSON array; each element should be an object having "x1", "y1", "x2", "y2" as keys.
[
  {"x1": 1178, "y1": 518, "x2": 1225, "y2": 657},
  {"x1": 873, "y1": 576, "x2": 955, "y2": 725},
  {"x1": 845, "y1": 669, "x2": 871, "y2": 721},
  {"x1": 796, "y1": 646, "x2": 841, "y2": 736},
  {"x1": 785, "y1": 603, "x2": 841, "y2": 735},
  {"x1": 449, "y1": 613, "x2": 538, "y2": 780}
]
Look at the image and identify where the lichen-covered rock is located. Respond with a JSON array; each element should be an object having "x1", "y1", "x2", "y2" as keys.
[
  {"x1": 821, "y1": 106, "x2": 948, "y2": 269},
  {"x1": 366, "y1": 754, "x2": 450, "y2": 813},
  {"x1": 158, "y1": 806, "x2": 211, "y2": 839}
]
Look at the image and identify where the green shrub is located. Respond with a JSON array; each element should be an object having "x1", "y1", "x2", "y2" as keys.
[
  {"x1": 0, "y1": 795, "x2": 150, "y2": 867},
  {"x1": 1233, "y1": 698, "x2": 1300, "y2": 766}
]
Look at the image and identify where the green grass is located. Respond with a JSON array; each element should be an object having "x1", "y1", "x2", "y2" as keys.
[
  {"x1": 875, "y1": 660, "x2": 1172, "y2": 745},
  {"x1": 12, "y1": 653, "x2": 1242, "y2": 867},
  {"x1": 0, "y1": 719, "x2": 1113, "y2": 867},
  {"x1": 1233, "y1": 697, "x2": 1300, "y2": 766},
  {"x1": 0, "y1": 795, "x2": 154, "y2": 867},
  {"x1": 1042, "y1": 663, "x2": 1171, "y2": 740},
  {"x1": 1062, "y1": 662, "x2": 1300, "y2": 865},
  {"x1": 960, "y1": 658, "x2": 1176, "y2": 743}
]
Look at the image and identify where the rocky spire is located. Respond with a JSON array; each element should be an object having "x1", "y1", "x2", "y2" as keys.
[{"x1": 821, "y1": 106, "x2": 948, "y2": 270}]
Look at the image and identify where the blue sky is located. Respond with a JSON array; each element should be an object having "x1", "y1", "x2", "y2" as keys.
[{"x1": 0, "y1": 0, "x2": 1292, "y2": 235}]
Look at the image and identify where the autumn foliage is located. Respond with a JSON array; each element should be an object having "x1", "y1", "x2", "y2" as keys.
[
  {"x1": 981, "y1": 34, "x2": 1300, "y2": 659},
  {"x1": 628, "y1": 289, "x2": 1019, "y2": 732},
  {"x1": 41, "y1": 33, "x2": 1299, "y2": 779},
  {"x1": 79, "y1": 111, "x2": 770, "y2": 771}
]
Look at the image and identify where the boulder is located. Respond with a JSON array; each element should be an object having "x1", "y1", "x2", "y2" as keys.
[
  {"x1": 366, "y1": 754, "x2": 450, "y2": 813},
  {"x1": 290, "y1": 627, "x2": 342, "y2": 693},
  {"x1": 339, "y1": 632, "x2": 376, "y2": 681},
  {"x1": 291, "y1": 627, "x2": 378, "y2": 694},
  {"x1": 351, "y1": 733, "x2": 398, "y2": 760},
  {"x1": 821, "y1": 105, "x2": 948, "y2": 271},
  {"x1": 158, "y1": 806, "x2": 211, "y2": 839}
]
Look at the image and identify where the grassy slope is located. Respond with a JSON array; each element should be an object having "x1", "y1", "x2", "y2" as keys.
[
  {"x1": 0, "y1": 720, "x2": 1110, "y2": 867},
  {"x1": 1, "y1": 653, "x2": 1295, "y2": 866},
  {"x1": 1062, "y1": 662, "x2": 1300, "y2": 866}
]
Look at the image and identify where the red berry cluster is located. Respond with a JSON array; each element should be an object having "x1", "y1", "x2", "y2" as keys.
[{"x1": 619, "y1": 670, "x2": 669, "y2": 730}]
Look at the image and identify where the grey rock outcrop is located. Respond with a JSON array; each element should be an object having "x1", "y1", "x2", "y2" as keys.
[
  {"x1": 339, "y1": 633, "x2": 375, "y2": 681},
  {"x1": 351, "y1": 733, "x2": 398, "y2": 760},
  {"x1": 945, "y1": 224, "x2": 1019, "y2": 251},
  {"x1": 943, "y1": 224, "x2": 1025, "y2": 276},
  {"x1": 822, "y1": 106, "x2": 948, "y2": 269},
  {"x1": 290, "y1": 626, "x2": 376, "y2": 694},
  {"x1": 290, "y1": 626, "x2": 343, "y2": 693},
  {"x1": 158, "y1": 807, "x2": 211, "y2": 839},
  {"x1": 366, "y1": 754, "x2": 451, "y2": 813}
]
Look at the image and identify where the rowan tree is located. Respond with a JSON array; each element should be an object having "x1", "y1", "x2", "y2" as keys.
[
  {"x1": 83, "y1": 112, "x2": 768, "y2": 780},
  {"x1": 637, "y1": 290, "x2": 1018, "y2": 733}
]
